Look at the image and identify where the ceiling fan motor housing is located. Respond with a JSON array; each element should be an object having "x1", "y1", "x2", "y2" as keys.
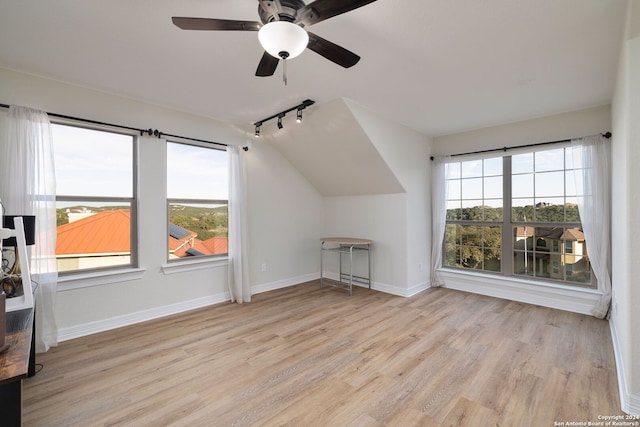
[{"x1": 258, "y1": 0, "x2": 308, "y2": 23}]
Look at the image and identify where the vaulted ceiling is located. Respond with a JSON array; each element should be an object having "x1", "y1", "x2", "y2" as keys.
[{"x1": 0, "y1": 0, "x2": 628, "y2": 138}]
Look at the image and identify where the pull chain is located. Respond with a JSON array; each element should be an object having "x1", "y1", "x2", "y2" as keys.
[
  {"x1": 283, "y1": 58, "x2": 288, "y2": 86},
  {"x1": 279, "y1": 51, "x2": 290, "y2": 86}
]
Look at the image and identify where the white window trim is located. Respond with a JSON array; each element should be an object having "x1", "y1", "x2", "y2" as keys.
[
  {"x1": 162, "y1": 256, "x2": 228, "y2": 275},
  {"x1": 438, "y1": 268, "x2": 602, "y2": 315},
  {"x1": 57, "y1": 267, "x2": 146, "y2": 291}
]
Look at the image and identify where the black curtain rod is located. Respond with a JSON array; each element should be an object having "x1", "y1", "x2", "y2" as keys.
[
  {"x1": 430, "y1": 131, "x2": 612, "y2": 161},
  {"x1": 0, "y1": 103, "x2": 235, "y2": 149}
]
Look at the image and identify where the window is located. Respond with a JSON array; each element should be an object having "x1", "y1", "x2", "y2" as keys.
[
  {"x1": 444, "y1": 157, "x2": 503, "y2": 273},
  {"x1": 444, "y1": 147, "x2": 594, "y2": 288},
  {"x1": 52, "y1": 123, "x2": 136, "y2": 273},
  {"x1": 167, "y1": 142, "x2": 228, "y2": 260}
]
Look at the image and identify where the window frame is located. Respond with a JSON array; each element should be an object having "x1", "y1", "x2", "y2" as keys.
[
  {"x1": 443, "y1": 150, "x2": 596, "y2": 289},
  {"x1": 165, "y1": 140, "x2": 229, "y2": 263},
  {"x1": 52, "y1": 120, "x2": 139, "y2": 275}
]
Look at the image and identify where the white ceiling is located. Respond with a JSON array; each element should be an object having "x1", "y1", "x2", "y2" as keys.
[{"x1": 0, "y1": 0, "x2": 628, "y2": 137}]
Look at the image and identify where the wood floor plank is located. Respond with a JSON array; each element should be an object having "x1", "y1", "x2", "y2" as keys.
[{"x1": 22, "y1": 282, "x2": 626, "y2": 426}]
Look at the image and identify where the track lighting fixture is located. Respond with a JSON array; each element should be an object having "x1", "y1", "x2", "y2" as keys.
[{"x1": 253, "y1": 99, "x2": 315, "y2": 137}]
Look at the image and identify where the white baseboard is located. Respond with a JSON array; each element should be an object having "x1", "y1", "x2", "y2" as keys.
[
  {"x1": 58, "y1": 273, "x2": 320, "y2": 342},
  {"x1": 251, "y1": 272, "x2": 319, "y2": 294},
  {"x1": 609, "y1": 314, "x2": 640, "y2": 416},
  {"x1": 320, "y1": 271, "x2": 427, "y2": 297},
  {"x1": 58, "y1": 292, "x2": 230, "y2": 342},
  {"x1": 56, "y1": 274, "x2": 428, "y2": 342}
]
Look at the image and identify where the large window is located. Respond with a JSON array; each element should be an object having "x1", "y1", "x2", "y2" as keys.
[
  {"x1": 52, "y1": 123, "x2": 136, "y2": 273},
  {"x1": 444, "y1": 147, "x2": 594, "y2": 288},
  {"x1": 167, "y1": 142, "x2": 228, "y2": 260}
]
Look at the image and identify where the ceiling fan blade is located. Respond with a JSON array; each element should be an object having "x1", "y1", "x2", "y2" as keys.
[
  {"x1": 307, "y1": 32, "x2": 360, "y2": 68},
  {"x1": 258, "y1": 0, "x2": 284, "y2": 20},
  {"x1": 256, "y1": 52, "x2": 280, "y2": 76},
  {"x1": 295, "y1": 0, "x2": 377, "y2": 26},
  {"x1": 172, "y1": 17, "x2": 261, "y2": 31}
]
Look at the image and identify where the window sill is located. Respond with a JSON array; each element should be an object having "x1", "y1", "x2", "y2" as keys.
[
  {"x1": 57, "y1": 267, "x2": 146, "y2": 292},
  {"x1": 162, "y1": 256, "x2": 228, "y2": 275},
  {"x1": 438, "y1": 268, "x2": 601, "y2": 315}
]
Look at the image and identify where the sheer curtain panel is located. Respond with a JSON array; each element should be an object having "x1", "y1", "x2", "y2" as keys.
[
  {"x1": 572, "y1": 135, "x2": 612, "y2": 319},
  {"x1": 0, "y1": 105, "x2": 58, "y2": 351},
  {"x1": 227, "y1": 145, "x2": 251, "y2": 303},
  {"x1": 430, "y1": 157, "x2": 449, "y2": 287}
]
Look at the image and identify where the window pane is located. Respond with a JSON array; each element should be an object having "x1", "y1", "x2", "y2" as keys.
[
  {"x1": 535, "y1": 171, "x2": 564, "y2": 197},
  {"x1": 483, "y1": 157, "x2": 502, "y2": 176},
  {"x1": 447, "y1": 162, "x2": 461, "y2": 179},
  {"x1": 512, "y1": 153, "x2": 533, "y2": 174},
  {"x1": 483, "y1": 199, "x2": 503, "y2": 222},
  {"x1": 534, "y1": 198, "x2": 566, "y2": 222},
  {"x1": 535, "y1": 148, "x2": 564, "y2": 172},
  {"x1": 512, "y1": 173, "x2": 533, "y2": 198},
  {"x1": 447, "y1": 179, "x2": 461, "y2": 200},
  {"x1": 52, "y1": 124, "x2": 133, "y2": 197},
  {"x1": 461, "y1": 200, "x2": 483, "y2": 220},
  {"x1": 446, "y1": 200, "x2": 461, "y2": 220},
  {"x1": 484, "y1": 176, "x2": 502, "y2": 199},
  {"x1": 461, "y1": 160, "x2": 483, "y2": 178},
  {"x1": 168, "y1": 203, "x2": 228, "y2": 259},
  {"x1": 461, "y1": 178, "x2": 482, "y2": 199},
  {"x1": 56, "y1": 201, "x2": 132, "y2": 272},
  {"x1": 167, "y1": 143, "x2": 228, "y2": 200}
]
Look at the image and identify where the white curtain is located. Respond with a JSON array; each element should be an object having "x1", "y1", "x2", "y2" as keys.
[
  {"x1": 227, "y1": 145, "x2": 250, "y2": 303},
  {"x1": 430, "y1": 157, "x2": 449, "y2": 287},
  {"x1": 572, "y1": 135, "x2": 612, "y2": 319},
  {"x1": 0, "y1": 106, "x2": 58, "y2": 351}
]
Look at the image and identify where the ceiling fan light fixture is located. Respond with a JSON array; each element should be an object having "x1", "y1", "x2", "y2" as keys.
[{"x1": 258, "y1": 21, "x2": 308, "y2": 60}]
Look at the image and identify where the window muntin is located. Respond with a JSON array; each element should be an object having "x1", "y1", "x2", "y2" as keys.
[
  {"x1": 52, "y1": 123, "x2": 136, "y2": 273},
  {"x1": 444, "y1": 158, "x2": 503, "y2": 273},
  {"x1": 444, "y1": 148, "x2": 594, "y2": 288},
  {"x1": 167, "y1": 142, "x2": 228, "y2": 260}
]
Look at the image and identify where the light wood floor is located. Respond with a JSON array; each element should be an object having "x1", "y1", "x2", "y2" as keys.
[{"x1": 23, "y1": 281, "x2": 624, "y2": 426}]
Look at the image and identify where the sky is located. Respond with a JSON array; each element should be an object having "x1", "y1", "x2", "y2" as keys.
[{"x1": 52, "y1": 123, "x2": 228, "y2": 201}]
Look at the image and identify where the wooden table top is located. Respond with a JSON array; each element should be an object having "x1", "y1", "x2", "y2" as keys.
[{"x1": 321, "y1": 237, "x2": 373, "y2": 245}]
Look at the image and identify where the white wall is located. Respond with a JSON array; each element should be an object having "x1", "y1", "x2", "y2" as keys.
[
  {"x1": 346, "y1": 100, "x2": 432, "y2": 293},
  {"x1": 610, "y1": 0, "x2": 640, "y2": 416},
  {"x1": 321, "y1": 101, "x2": 432, "y2": 296},
  {"x1": 432, "y1": 104, "x2": 611, "y2": 156},
  {"x1": 0, "y1": 67, "x2": 324, "y2": 339}
]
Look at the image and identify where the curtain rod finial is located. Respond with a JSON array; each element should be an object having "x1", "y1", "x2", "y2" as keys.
[{"x1": 603, "y1": 131, "x2": 612, "y2": 139}]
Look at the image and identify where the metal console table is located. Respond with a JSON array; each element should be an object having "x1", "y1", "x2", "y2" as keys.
[{"x1": 320, "y1": 237, "x2": 372, "y2": 296}]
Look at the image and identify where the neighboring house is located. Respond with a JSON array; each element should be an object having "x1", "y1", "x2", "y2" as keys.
[
  {"x1": 514, "y1": 225, "x2": 588, "y2": 281},
  {"x1": 57, "y1": 210, "x2": 227, "y2": 271}
]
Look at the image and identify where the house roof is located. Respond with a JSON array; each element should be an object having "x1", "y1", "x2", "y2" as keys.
[
  {"x1": 57, "y1": 210, "x2": 131, "y2": 255},
  {"x1": 57, "y1": 210, "x2": 227, "y2": 257}
]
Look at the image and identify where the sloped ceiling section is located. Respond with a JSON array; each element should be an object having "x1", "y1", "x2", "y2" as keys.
[{"x1": 261, "y1": 98, "x2": 405, "y2": 197}]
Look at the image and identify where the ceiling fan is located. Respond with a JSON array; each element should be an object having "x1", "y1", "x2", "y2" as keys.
[{"x1": 172, "y1": 0, "x2": 378, "y2": 83}]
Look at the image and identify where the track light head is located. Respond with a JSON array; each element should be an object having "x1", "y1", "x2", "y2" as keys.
[
  {"x1": 277, "y1": 114, "x2": 284, "y2": 130},
  {"x1": 255, "y1": 123, "x2": 261, "y2": 137},
  {"x1": 296, "y1": 108, "x2": 303, "y2": 123}
]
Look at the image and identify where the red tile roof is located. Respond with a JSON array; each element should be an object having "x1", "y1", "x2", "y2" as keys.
[
  {"x1": 57, "y1": 209, "x2": 227, "y2": 257},
  {"x1": 57, "y1": 210, "x2": 130, "y2": 255}
]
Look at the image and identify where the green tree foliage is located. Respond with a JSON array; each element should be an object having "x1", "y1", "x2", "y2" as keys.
[
  {"x1": 445, "y1": 202, "x2": 581, "y2": 272},
  {"x1": 169, "y1": 205, "x2": 228, "y2": 241}
]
